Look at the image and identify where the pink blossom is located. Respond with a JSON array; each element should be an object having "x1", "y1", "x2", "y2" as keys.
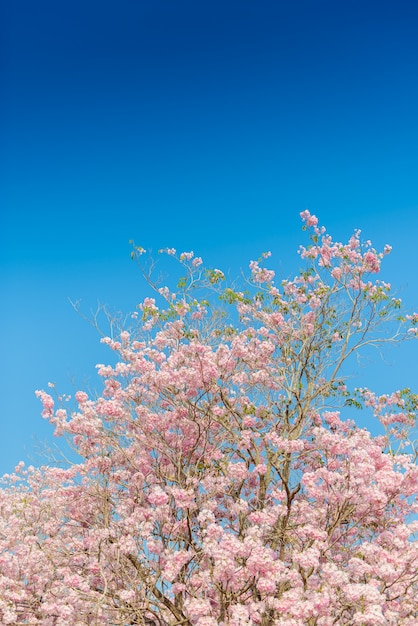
[
  {"x1": 148, "y1": 487, "x2": 169, "y2": 506},
  {"x1": 300, "y1": 209, "x2": 319, "y2": 227},
  {"x1": 363, "y1": 250, "x2": 381, "y2": 273},
  {"x1": 309, "y1": 296, "x2": 321, "y2": 309},
  {"x1": 331, "y1": 266, "x2": 342, "y2": 280},
  {"x1": 75, "y1": 391, "x2": 89, "y2": 403}
]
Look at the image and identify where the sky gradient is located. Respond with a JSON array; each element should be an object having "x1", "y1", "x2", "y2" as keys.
[{"x1": 1, "y1": 0, "x2": 418, "y2": 475}]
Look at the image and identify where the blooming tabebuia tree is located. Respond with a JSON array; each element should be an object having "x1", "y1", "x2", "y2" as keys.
[{"x1": 1, "y1": 212, "x2": 418, "y2": 625}]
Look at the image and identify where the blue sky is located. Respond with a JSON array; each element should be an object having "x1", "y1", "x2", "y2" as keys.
[{"x1": 1, "y1": 0, "x2": 417, "y2": 475}]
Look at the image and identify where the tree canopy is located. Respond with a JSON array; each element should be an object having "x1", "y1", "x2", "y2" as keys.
[{"x1": 1, "y1": 212, "x2": 417, "y2": 625}]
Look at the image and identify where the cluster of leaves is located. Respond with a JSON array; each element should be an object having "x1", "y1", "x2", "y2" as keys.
[{"x1": 0, "y1": 212, "x2": 417, "y2": 625}]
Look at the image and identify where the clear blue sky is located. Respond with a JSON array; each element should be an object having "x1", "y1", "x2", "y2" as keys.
[{"x1": 1, "y1": 0, "x2": 417, "y2": 475}]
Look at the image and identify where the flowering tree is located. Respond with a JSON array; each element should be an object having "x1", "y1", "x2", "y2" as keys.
[{"x1": 1, "y1": 212, "x2": 418, "y2": 625}]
